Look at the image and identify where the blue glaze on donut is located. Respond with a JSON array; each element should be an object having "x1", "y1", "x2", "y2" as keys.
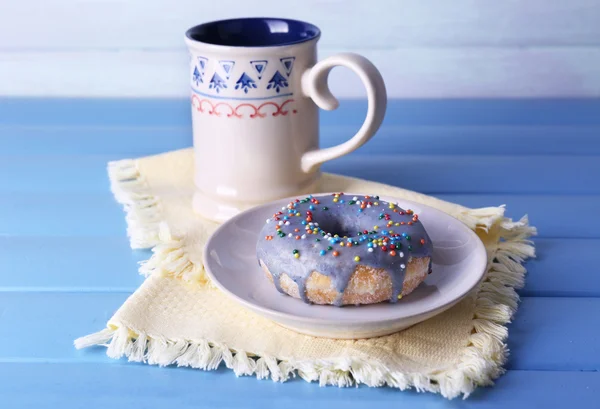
[{"x1": 256, "y1": 194, "x2": 433, "y2": 306}]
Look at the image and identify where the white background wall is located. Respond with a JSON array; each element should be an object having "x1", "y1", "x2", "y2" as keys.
[{"x1": 1, "y1": 0, "x2": 599, "y2": 98}]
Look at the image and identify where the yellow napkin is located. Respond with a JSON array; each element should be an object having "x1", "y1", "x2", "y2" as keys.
[{"x1": 75, "y1": 148, "x2": 535, "y2": 399}]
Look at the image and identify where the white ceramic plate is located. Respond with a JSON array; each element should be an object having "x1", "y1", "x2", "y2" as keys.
[{"x1": 203, "y1": 194, "x2": 487, "y2": 339}]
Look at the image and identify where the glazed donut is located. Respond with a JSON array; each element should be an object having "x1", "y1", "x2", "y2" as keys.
[{"x1": 256, "y1": 193, "x2": 433, "y2": 306}]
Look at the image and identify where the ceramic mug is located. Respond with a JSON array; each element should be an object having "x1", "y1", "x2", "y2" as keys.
[{"x1": 185, "y1": 18, "x2": 387, "y2": 222}]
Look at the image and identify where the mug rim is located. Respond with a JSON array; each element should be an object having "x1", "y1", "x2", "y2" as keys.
[{"x1": 185, "y1": 17, "x2": 321, "y2": 50}]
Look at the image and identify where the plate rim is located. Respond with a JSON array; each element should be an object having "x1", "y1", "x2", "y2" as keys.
[{"x1": 203, "y1": 192, "x2": 487, "y2": 325}]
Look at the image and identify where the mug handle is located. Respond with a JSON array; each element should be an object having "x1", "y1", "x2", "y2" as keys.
[{"x1": 300, "y1": 52, "x2": 387, "y2": 173}]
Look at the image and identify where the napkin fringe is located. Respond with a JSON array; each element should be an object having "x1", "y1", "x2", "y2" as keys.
[
  {"x1": 139, "y1": 223, "x2": 212, "y2": 284},
  {"x1": 78, "y1": 159, "x2": 536, "y2": 399},
  {"x1": 457, "y1": 205, "x2": 505, "y2": 232},
  {"x1": 108, "y1": 159, "x2": 163, "y2": 249}
]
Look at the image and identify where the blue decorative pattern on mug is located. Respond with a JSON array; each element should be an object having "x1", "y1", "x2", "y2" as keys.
[
  {"x1": 280, "y1": 57, "x2": 295, "y2": 77},
  {"x1": 194, "y1": 56, "x2": 296, "y2": 96},
  {"x1": 250, "y1": 60, "x2": 268, "y2": 80},
  {"x1": 209, "y1": 73, "x2": 227, "y2": 93},
  {"x1": 219, "y1": 60, "x2": 235, "y2": 79},
  {"x1": 193, "y1": 66, "x2": 203, "y2": 85},
  {"x1": 267, "y1": 71, "x2": 289, "y2": 93},
  {"x1": 235, "y1": 73, "x2": 258, "y2": 94},
  {"x1": 197, "y1": 57, "x2": 208, "y2": 73}
]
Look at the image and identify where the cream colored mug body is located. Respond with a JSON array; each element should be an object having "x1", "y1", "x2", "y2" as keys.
[{"x1": 185, "y1": 18, "x2": 386, "y2": 221}]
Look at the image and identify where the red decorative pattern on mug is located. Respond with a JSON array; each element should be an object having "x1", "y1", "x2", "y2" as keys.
[{"x1": 192, "y1": 95, "x2": 297, "y2": 118}]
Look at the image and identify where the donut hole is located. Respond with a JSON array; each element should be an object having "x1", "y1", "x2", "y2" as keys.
[
  {"x1": 317, "y1": 218, "x2": 352, "y2": 237},
  {"x1": 316, "y1": 216, "x2": 367, "y2": 238}
]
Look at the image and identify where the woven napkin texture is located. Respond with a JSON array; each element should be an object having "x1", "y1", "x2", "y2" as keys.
[{"x1": 75, "y1": 148, "x2": 535, "y2": 399}]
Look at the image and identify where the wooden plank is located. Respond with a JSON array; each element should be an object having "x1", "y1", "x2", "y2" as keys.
[
  {"x1": 0, "y1": 192, "x2": 595, "y2": 238},
  {"x1": 1, "y1": 153, "x2": 599, "y2": 195},
  {"x1": 521, "y1": 239, "x2": 600, "y2": 297},
  {"x1": 0, "y1": 293, "x2": 128, "y2": 364},
  {"x1": 2, "y1": 237, "x2": 591, "y2": 297},
  {"x1": 0, "y1": 154, "x2": 129, "y2": 193},
  {"x1": 0, "y1": 363, "x2": 598, "y2": 408},
  {"x1": 0, "y1": 293, "x2": 597, "y2": 372},
  {"x1": 0, "y1": 236, "x2": 148, "y2": 292},
  {"x1": 2, "y1": 125, "x2": 600, "y2": 156},
  {"x1": 2, "y1": 1, "x2": 599, "y2": 49},
  {"x1": 325, "y1": 155, "x2": 600, "y2": 194},
  {"x1": 2, "y1": 99, "x2": 599, "y2": 127},
  {"x1": 2, "y1": 48, "x2": 600, "y2": 98},
  {"x1": 0, "y1": 193, "x2": 126, "y2": 237},
  {"x1": 507, "y1": 297, "x2": 600, "y2": 371}
]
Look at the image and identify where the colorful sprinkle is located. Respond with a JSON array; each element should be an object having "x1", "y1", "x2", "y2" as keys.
[{"x1": 354, "y1": 256, "x2": 361, "y2": 262}]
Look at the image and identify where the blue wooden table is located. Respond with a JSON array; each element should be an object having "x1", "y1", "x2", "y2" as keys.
[{"x1": 1, "y1": 98, "x2": 599, "y2": 408}]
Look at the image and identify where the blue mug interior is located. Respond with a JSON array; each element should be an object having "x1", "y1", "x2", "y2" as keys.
[{"x1": 186, "y1": 18, "x2": 321, "y2": 47}]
